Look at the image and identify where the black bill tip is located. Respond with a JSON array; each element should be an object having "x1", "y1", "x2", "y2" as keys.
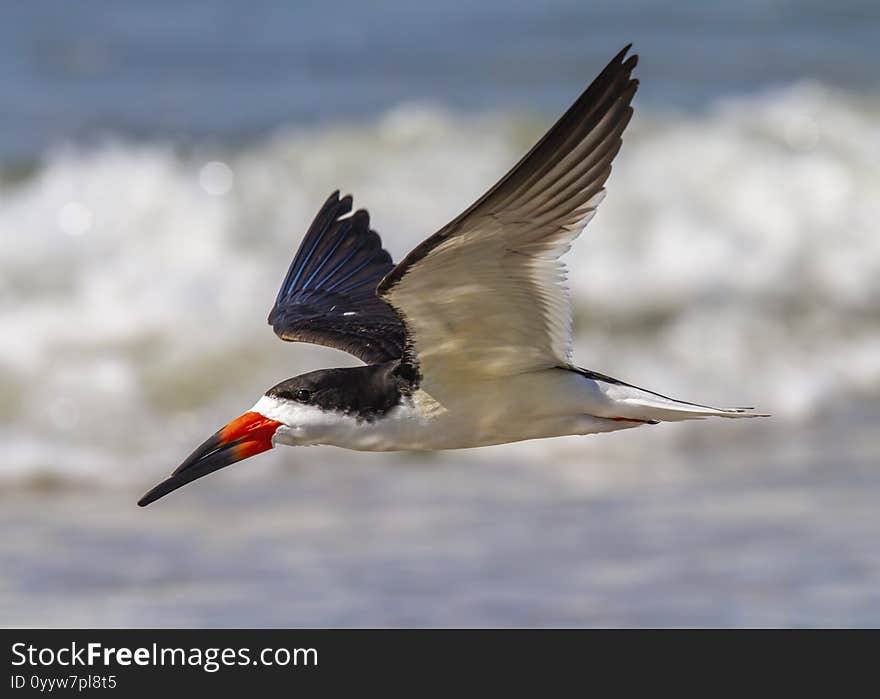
[{"x1": 138, "y1": 432, "x2": 232, "y2": 507}]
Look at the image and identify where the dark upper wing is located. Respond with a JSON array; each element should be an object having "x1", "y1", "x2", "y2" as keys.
[
  {"x1": 380, "y1": 45, "x2": 637, "y2": 296},
  {"x1": 376, "y1": 46, "x2": 638, "y2": 384},
  {"x1": 268, "y1": 191, "x2": 406, "y2": 364}
]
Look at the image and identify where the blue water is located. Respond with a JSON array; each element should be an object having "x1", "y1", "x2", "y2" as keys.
[
  {"x1": 2, "y1": 1, "x2": 879, "y2": 628},
  {"x1": 2, "y1": 1, "x2": 878, "y2": 160}
]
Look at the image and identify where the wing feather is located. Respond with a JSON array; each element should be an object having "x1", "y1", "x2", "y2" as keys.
[
  {"x1": 268, "y1": 191, "x2": 406, "y2": 364},
  {"x1": 378, "y1": 47, "x2": 639, "y2": 389}
]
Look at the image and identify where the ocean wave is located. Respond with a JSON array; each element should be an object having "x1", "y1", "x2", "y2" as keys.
[{"x1": 1, "y1": 82, "x2": 878, "y2": 483}]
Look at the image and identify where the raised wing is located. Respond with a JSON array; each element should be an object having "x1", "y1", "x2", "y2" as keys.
[
  {"x1": 378, "y1": 46, "x2": 638, "y2": 388},
  {"x1": 269, "y1": 191, "x2": 406, "y2": 364}
]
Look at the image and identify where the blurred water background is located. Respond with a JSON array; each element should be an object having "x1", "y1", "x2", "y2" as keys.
[{"x1": 1, "y1": 1, "x2": 878, "y2": 627}]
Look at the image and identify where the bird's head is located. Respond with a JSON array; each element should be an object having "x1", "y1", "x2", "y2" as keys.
[{"x1": 137, "y1": 367, "x2": 379, "y2": 506}]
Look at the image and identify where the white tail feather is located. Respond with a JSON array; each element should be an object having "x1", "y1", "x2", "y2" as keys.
[{"x1": 598, "y1": 380, "x2": 769, "y2": 422}]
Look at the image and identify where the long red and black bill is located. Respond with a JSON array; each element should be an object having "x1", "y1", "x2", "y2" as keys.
[{"x1": 138, "y1": 412, "x2": 281, "y2": 507}]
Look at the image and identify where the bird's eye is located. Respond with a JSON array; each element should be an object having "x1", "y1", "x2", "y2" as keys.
[{"x1": 294, "y1": 389, "x2": 312, "y2": 403}]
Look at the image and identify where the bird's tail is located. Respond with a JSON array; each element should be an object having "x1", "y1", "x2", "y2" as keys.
[
  {"x1": 611, "y1": 392, "x2": 767, "y2": 422},
  {"x1": 581, "y1": 369, "x2": 769, "y2": 423}
]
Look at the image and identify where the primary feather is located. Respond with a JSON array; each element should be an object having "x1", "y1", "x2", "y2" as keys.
[
  {"x1": 268, "y1": 190, "x2": 406, "y2": 364},
  {"x1": 377, "y1": 46, "x2": 639, "y2": 391}
]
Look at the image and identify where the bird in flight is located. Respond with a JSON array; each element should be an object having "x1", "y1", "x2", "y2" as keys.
[{"x1": 139, "y1": 45, "x2": 763, "y2": 507}]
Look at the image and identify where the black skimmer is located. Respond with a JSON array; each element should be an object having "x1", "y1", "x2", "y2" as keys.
[{"x1": 139, "y1": 46, "x2": 764, "y2": 507}]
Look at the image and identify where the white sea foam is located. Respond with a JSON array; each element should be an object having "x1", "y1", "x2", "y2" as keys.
[{"x1": 1, "y1": 83, "x2": 878, "y2": 483}]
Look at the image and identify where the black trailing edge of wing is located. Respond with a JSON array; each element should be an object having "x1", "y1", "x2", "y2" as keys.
[{"x1": 268, "y1": 191, "x2": 406, "y2": 364}]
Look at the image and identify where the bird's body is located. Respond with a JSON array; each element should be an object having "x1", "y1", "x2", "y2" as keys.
[
  {"x1": 255, "y1": 365, "x2": 622, "y2": 453},
  {"x1": 256, "y1": 364, "x2": 743, "y2": 453},
  {"x1": 139, "y1": 46, "x2": 764, "y2": 507}
]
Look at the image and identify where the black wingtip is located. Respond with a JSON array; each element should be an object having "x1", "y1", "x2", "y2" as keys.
[
  {"x1": 333, "y1": 194, "x2": 353, "y2": 221},
  {"x1": 617, "y1": 44, "x2": 638, "y2": 73},
  {"x1": 615, "y1": 43, "x2": 635, "y2": 63},
  {"x1": 321, "y1": 190, "x2": 353, "y2": 218},
  {"x1": 350, "y1": 208, "x2": 370, "y2": 229}
]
